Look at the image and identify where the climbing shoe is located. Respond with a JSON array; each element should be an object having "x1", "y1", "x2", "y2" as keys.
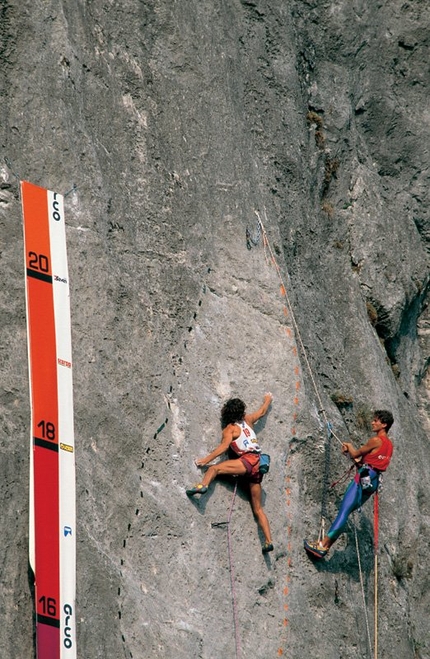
[
  {"x1": 304, "y1": 539, "x2": 328, "y2": 559},
  {"x1": 186, "y1": 483, "x2": 208, "y2": 496},
  {"x1": 262, "y1": 542, "x2": 274, "y2": 554}
]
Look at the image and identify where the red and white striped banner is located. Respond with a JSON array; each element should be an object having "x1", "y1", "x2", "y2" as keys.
[{"x1": 22, "y1": 181, "x2": 76, "y2": 658}]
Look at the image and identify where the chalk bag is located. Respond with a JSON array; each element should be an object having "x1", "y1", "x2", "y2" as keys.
[{"x1": 259, "y1": 454, "x2": 271, "y2": 474}]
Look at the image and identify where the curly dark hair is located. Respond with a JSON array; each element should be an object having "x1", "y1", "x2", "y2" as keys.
[
  {"x1": 221, "y1": 398, "x2": 246, "y2": 428},
  {"x1": 373, "y1": 409, "x2": 394, "y2": 431}
]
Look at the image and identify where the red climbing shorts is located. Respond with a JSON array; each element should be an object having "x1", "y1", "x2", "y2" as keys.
[{"x1": 240, "y1": 453, "x2": 263, "y2": 484}]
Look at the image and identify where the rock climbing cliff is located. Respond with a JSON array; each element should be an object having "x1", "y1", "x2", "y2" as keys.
[{"x1": 1, "y1": 1, "x2": 429, "y2": 657}]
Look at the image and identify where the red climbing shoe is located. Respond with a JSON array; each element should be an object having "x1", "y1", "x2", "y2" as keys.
[
  {"x1": 262, "y1": 542, "x2": 274, "y2": 554},
  {"x1": 304, "y1": 539, "x2": 328, "y2": 559},
  {"x1": 186, "y1": 483, "x2": 208, "y2": 496}
]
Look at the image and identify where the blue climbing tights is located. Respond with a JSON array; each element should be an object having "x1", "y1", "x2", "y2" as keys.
[{"x1": 327, "y1": 466, "x2": 379, "y2": 542}]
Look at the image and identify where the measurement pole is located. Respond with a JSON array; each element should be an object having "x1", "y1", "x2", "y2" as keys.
[{"x1": 22, "y1": 181, "x2": 76, "y2": 658}]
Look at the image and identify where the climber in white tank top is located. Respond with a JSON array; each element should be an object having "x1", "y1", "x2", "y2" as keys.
[
  {"x1": 230, "y1": 420, "x2": 261, "y2": 456},
  {"x1": 186, "y1": 392, "x2": 274, "y2": 554}
]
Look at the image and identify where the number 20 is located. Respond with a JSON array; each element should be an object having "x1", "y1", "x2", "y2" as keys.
[{"x1": 28, "y1": 251, "x2": 49, "y2": 273}]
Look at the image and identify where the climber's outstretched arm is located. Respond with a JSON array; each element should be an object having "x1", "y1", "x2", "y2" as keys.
[
  {"x1": 245, "y1": 392, "x2": 273, "y2": 427},
  {"x1": 194, "y1": 425, "x2": 236, "y2": 467}
]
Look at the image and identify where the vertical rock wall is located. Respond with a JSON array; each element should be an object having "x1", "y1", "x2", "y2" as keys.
[{"x1": 0, "y1": 1, "x2": 429, "y2": 657}]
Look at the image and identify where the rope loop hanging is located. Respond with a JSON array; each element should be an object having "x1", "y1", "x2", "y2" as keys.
[
  {"x1": 227, "y1": 482, "x2": 241, "y2": 659},
  {"x1": 353, "y1": 516, "x2": 373, "y2": 658}
]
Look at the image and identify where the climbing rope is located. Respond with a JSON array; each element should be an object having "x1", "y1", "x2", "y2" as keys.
[
  {"x1": 254, "y1": 207, "x2": 381, "y2": 655},
  {"x1": 318, "y1": 421, "x2": 334, "y2": 544},
  {"x1": 227, "y1": 482, "x2": 241, "y2": 659},
  {"x1": 329, "y1": 464, "x2": 355, "y2": 490},
  {"x1": 353, "y1": 516, "x2": 373, "y2": 658},
  {"x1": 373, "y1": 492, "x2": 379, "y2": 659},
  {"x1": 256, "y1": 210, "x2": 344, "y2": 446},
  {"x1": 255, "y1": 209, "x2": 351, "y2": 541}
]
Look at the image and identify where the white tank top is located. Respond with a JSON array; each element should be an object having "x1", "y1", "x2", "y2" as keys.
[{"x1": 230, "y1": 420, "x2": 261, "y2": 456}]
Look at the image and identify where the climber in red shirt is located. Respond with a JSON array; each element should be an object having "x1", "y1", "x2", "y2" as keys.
[{"x1": 305, "y1": 410, "x2": 394, "y2": 559}]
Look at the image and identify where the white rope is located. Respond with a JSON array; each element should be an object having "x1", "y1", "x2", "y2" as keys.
[
  {"x1": 353, "y1": 516, "x2": 373, "y2": 658},
  {"x1": 256, "y1": 210, "x2": 344, "y2": 447},
  {"x1": 258, "y1": 207, "x2": 376, "y2": 657}
]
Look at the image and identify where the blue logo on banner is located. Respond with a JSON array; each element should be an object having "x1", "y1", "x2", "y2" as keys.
[{"x1": 64, "y1": 526, "x2": 73, "y2": 537}]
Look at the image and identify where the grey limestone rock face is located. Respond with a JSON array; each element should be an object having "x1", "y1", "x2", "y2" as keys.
[{"x1": 1, "y1": 1, "x2": 429, "y2": 657}]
